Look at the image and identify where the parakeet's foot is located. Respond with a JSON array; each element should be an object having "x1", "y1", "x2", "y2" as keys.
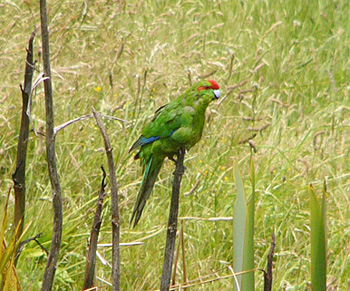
[
  {"x1": 168, "y1": 155, "x2": 177, "y2": 163},
  {"x1": 168, "y1": 155, "x2": 187, "y2": 172}
]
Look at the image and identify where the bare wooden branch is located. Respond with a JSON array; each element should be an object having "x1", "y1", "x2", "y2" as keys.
[
  {"x1": 92, "y1": 107, "x2": 120, "y2": 291},
  {"x1": 160, "y1": 148, "x2": 185, "y2": 291},
  {"x1": 15, "y1": 232, "x2": 43, "y2": 261},
  {"x1": 83, "y1": 166, "x2": 107, "y2": 289},
  {"x1": 12, "y1": 28, "x2": 36, "y2": 249},
  {"x1": 27, "y1": 73, "x2": 49, "y2": 136},
  {"x1": 264, "y1": 233, "x2": 276, "y2": 291},
  {"x1": 53, "y1": 114, "x2": 128, "y2": 137},
  {"x1": 99, "y1": 114, "x2": 129, "y2": 123},
  {"x1": 53, "y1": 114, "x2": 92, "y2": 136},
  {"x1": 40, "y1": 0, "x2": 63, "y2": 290}
]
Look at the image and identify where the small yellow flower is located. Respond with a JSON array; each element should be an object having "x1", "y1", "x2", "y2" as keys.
[
  {"x1": 221, "y1": 166, "x2": 226, "y2": 171},
  {"x1": 94, "y1": 86, "x2": 102, "y2": 92},
  {"x1": 152, "y1": 88, "x2": 156, "y2": 92},
  {"x1": 150, "y1": 95, "x2": 153, "y2": 100}
]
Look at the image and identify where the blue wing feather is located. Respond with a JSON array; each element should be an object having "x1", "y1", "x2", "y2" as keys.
[
  {"x1": 139, "y1": 136, "x2": 160, "y2": 146},
  {"x1": 129, "y1": 135, "x2": 160, "y2": 152},
  {"x1": 129, "y1": 127, "x2": 180, "y2": 153}
]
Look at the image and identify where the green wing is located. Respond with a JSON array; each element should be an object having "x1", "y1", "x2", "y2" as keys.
[{"x1": 142, "y1": 100, "x2": 183, "y2": 139}]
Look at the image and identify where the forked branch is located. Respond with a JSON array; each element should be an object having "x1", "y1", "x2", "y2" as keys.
[{"x1": 92, "y1": 107, "x2": 120, "y2": 291}]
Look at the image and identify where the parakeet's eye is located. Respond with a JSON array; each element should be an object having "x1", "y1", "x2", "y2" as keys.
[{"x1": 197, "y1": 85, "x2": 211, "y2": 92}]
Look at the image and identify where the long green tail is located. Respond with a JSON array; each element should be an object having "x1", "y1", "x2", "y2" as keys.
[{"x1": 130, "y1": 154, "x2": 165, "y2": 227}]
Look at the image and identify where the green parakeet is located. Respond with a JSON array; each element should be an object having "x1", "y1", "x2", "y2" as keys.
[{"x1": 129, "y1": 79, "x2": 220, "y2": 227}]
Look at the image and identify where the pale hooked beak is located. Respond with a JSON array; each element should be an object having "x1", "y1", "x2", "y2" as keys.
[{"x1": 213, "y1": 89, "x2": 220, "y2": 99}]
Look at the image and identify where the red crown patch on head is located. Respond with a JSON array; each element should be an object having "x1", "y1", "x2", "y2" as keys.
[
  {"x1": 197, "y1": 80, "x2": 220, "y2": 92},
  {"x1": 208, "y1": 80, "x2": 219, "y2": 89}
]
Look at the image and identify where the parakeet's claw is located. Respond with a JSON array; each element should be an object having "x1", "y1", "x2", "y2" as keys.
[
  {"x1": 173, "y1": 168, "x2": 185, "y2": 175},
  {"x1": 168, "y1": 154, "x2": 187, "y2": 170}
]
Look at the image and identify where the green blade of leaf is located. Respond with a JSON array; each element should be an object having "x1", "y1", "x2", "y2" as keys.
[
  {"x1": 233, "y1": 162, "x2": 255, "y2": 290},
  {"x1": 233, "y1": 162, "x2": 246, "y2": 290},
  {"x1": 0, "y1": 221, "x2": 22, "y2": 274},
  {"x1": 309, "y1": 184, "x2": 326, "y2": 291},
  {"x1": 0, "y1": 188, "x2": 11, "y2": 262},
  {"x1": 241, "y1": 157, "x2": 255, "y2": 289}
]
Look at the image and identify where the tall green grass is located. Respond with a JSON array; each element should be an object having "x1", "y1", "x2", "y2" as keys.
[{"x1": 1, "y1": 0, "x2": 350, "y2": 289}]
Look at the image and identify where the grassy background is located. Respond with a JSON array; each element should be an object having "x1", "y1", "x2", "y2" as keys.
[{"x1": 1, "y1": 0, "x2": 350, "y2": 289}]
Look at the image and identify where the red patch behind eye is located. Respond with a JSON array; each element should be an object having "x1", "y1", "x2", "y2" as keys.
[{"x1": 197, "y1": 80, "x2": 220, "y2": 92}]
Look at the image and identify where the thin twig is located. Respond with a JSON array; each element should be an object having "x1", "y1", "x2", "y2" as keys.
[
  {"x1": 35, "y1": 238, "x2": 49, "y2": 255},
  {"x1": 15, "y1": 233, "x2": 44, "y2": 260},
  {"x1": 160, "y1": 148, "x2": 185, "y2": 291},
  {"x1": 83, "y1": 166, "x2": 107, "y2": 289},
  {"x1": 28, "y1": 73, "x2": 49, "y2": 136},
  {"x1": 101, "y1": 113, "x2": 129, "y2": 123},
  {"x1": 92, "y1": 107, "x2": 120, "y2": 291},
  {"x1": 40, "y1": 0, "x2": 63, "y2": 289},
  {"x1": 53, "y1": 113, "x2": 128, "y2": 137},
  {"x1": 53, "y1": 114, "x2": 92, "y2": 136}
]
